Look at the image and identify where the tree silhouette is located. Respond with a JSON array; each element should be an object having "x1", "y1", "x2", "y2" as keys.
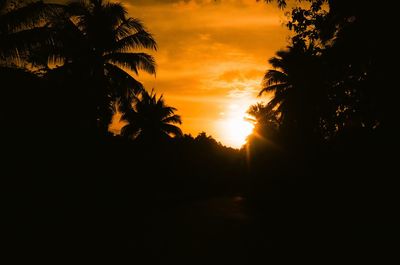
[
  {"x1": 34, "y1": 0, "x2": 157, "y2": 133},
  {"x1": 263, "y1": 0, "x2": 391, "y2": 134},
  {"x1": 261, "y1": 0, "x2": 287, "y2": 9},
  {"x1": 246, "y1": 103, "x2": 279, "y2": 129},
  {"x1": 0, "y1": 0, "x2": 63, "y2": 65},
  {"x1": 245, "y1": 103, "x2": 282, "y2": 156},
  {"x1": 259, "y1": 43, "x2": 332, "y2": 145},
  {"x1": 121, "y1": 90, "x2": 182, "y2": 141}
]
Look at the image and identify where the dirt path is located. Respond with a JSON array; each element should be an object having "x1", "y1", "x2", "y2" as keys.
[{"x1": 138, "y1": 196, "x2": 271, "y2": 265}]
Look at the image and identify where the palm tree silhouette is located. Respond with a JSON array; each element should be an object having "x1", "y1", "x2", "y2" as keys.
[
  {"x1": 120, "y1": 90, "x2": 182, "y2": 141},
  {"x1": 259, "y1": 43, "x2": 330, "y2": 143},
  {"x1": 246, "y1": 102, "x2": 281, "y2": 149},
  {"x1": 247, "y1": 103, "x2": 279, "y2": 128},
  {"x1": 34, "y1": 0, "x2": 157, "y2": 133}
]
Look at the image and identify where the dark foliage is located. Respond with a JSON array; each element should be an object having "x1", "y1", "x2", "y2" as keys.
[
  {"x1": 1, "y1": 0, "x2": 396, "y2": 263},
  {"x1": 243, "y1": 0, "x2": 396, "y2": 261}
]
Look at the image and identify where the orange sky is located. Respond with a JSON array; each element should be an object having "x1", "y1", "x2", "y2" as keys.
[
  {"x1": 117, "y1": 0, "x2": 291, "y2": 147},
  {"x1": 54, "y1": 0, "x2": 291, "y2": 147}
]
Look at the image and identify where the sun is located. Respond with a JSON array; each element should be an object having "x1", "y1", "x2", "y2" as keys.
[
  {"x1": 224, "y1": 117, "x2": 254, "y2": 148},
  {"x1": 218, "y1": 103, "x2": 255, "y2": 149}
]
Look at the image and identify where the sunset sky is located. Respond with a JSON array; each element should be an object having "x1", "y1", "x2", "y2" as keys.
[{"x1": 60, "y1": 0, "x2": 292, "y2": 147}]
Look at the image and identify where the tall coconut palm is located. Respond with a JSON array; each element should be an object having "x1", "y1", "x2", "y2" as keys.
[
  {"x1": 259, "y1": 43, "x2": 330, "y2": 143},
  {"x1": 34, "y1": 0, "x2": 157, "y2": 133},
  {"x1": 120, "y1": 90, "x2": 182, "y2": 141}
]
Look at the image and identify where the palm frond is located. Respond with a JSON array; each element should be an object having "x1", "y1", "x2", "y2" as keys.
[
  {"x1": 29, "y1": 48, "x2": 65, "y2": 68},
  {"x1": 104, "y1": 63, "x2": 144, "y2": 111},
  {"x1": 120, "y1": 107, "x2": 137, "y2": 122},
  {"x1": 120, "y1": 123, "x2": 140, "y2": 139},
  {"x1": 162, "y1": 123, "x2": 183, "y2": 137},
  {"x1": 105, "y1": 63, "x2": 144, "y2": 94},
  {"x1": 103, "y1": 2, "x2": 127, "y2": 22},
  {"x1": 162, "y1": 115, "x2": 182, "y2": 125},
  {"x1": 114, "y1": 17, "x2": 145, "y2": 39},
  {"x1": 111, "y1": 30, "x2": 157, "y2": 52},
  {"x1": 0, "y1": 2, "x2": 64, "y2": 34},
  {"x1": 159, "y1": 106, "x2": 176, "y2": 117},
  {"x1": 259, "y1": 83, "x2": 288, "y2": 96},
  {"x1": 104, "y1": 52, "x2": 156, "y2": 75},
  {"x1": 268, "y1": 56, "x2": 286, "y2": 69},
  {"x1": 267, "y1": 96, "x2": 283, "y2": 110},
  {"x1": 263, "y1": 69, "x2": 288, "y2": 86},
  {"x1": 0, "y1": 26, "x2": 54, "y2": 62}
]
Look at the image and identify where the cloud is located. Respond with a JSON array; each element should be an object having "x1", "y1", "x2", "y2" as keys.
[
  {"x1": 121, "y1": 0, "x2": 290, "y2": 144},
  {"x1": 218, "y1": 69, "x2": 263, "y2": 82}
]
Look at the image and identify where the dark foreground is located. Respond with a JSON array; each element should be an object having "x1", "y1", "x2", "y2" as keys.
[
  {"x1": 137, "y1": 196, "x2": 268, "y2": 264},
  {"x1": 5, "y1": 194, "x2": 267, "y2": 264},
  {"x1": 5, "y1": 190, "x2": 395, "y2": 264},
  {"x1": 3, "y1": 138, "x2": 396, "y2": 264}
]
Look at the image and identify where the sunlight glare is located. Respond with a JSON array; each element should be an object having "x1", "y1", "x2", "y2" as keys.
[
  {"x1": 224, "y1": 117, "x2": 254, "y2": 148},
  {"x1": 218, "y1": 100, "x2": 255, "y2": 149}
]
